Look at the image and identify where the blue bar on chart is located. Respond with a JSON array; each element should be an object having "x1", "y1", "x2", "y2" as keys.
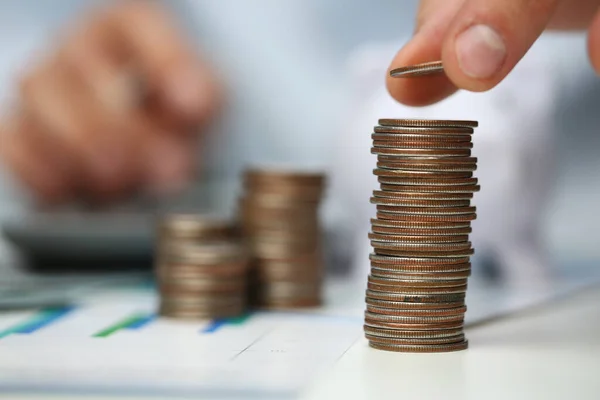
[
  {"x1": 0, "y1": 306, "x2": 74, "y2": 338},
  {"x1": 202, "y1": 314, "x2": 252, "y2": 334},
  {"x1": 127, "y1": 314, "x2": 156, "y2": 330}
]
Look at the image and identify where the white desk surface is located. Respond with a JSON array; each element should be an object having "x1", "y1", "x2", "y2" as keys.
[
  {"x1": 302, "y1": 286, "x2": 600, "y2": 400},
  {"x1": 1, "y1": 283, "x2": 599, "y2": 400}
]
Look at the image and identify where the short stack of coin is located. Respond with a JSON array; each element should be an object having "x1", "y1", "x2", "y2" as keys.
[
  {"x1": 239, "y1": 169, "x2": 326, "y2": 309},
  {"x1": 156, "y1": 214, "x2": 249, "y2": 319},
  {"x1": 365, "y1": 117, "x2": 479, "y2": 353}
]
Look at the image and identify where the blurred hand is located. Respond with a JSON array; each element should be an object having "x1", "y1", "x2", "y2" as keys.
[
  {"x1": 0, "y1": 0, "x2": 221, "y2": 204},
  {"x1": 388, "y1": 0, "x2": 600, "y2": 106}
]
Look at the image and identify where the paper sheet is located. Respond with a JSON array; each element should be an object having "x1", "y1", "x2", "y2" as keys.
[{"x1": 0, "y1": 270, "x2": 599, "y2": 399}]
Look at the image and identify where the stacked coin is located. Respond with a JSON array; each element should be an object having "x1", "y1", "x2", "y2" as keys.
[
  {"x1": 239, "y1": 169, "x2": 326, "y2": 309},
  {"x1": 364, "y1": 61, "x2": 478, "y2": 353},
  {"x1": 156, "y1": 214, "x2": 249, "y2": 319}
]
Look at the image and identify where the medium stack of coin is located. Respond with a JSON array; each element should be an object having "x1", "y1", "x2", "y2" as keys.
[
  {"x1": 365, "y1": 62, "x2": 479, "y2": 353},
  {"x1": 239, "y1": 169, "x2": 326, "y2": 309},
  {"x1": 155, "y1": 214, "x2": 249, "y2": 319},
  {"x1": 365, "y1": 116, "x2": 478, "y2": 352}
]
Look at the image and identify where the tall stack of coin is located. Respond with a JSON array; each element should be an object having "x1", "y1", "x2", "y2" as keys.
[
  {"x1": 156, "y1": 214, "x2": 249, "y2": 319},
  {"x1": 364, "y1": 61, "x2": 478, "y2": 353},
  {"x1": 240, "y1": 169, "x2": 325, "y2": 309}
]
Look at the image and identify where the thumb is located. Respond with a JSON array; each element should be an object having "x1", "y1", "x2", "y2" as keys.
[
  {"x1": 388, "y1": 0, "x2": 562, "y2": 107},
  {"x1": 440, "y1": 0, "x2": 560, "y2": 92}
]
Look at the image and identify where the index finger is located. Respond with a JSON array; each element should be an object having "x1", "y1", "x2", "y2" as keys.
[{"x1": 387, "y1": 0, "x2": 465, "y2": 106}]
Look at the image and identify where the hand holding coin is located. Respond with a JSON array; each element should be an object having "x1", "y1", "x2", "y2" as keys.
[{"x1": 388, "y1": 0, "x2": 600, "y2": 106}]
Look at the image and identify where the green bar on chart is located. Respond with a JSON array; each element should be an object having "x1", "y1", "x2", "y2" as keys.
[{"x1": 93, "y1": 313, "x2": 149, "y2": 338}]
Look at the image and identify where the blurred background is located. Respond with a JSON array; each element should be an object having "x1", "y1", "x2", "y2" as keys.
[{"x1": 0, "y1": 0, "x2": 598, "y2": 299}]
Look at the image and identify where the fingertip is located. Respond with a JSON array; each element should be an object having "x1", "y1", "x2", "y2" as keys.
[
  {"x1": 387, "y1": 72, "x2": 459, "y2": 107},
  {"x1": 161, "y1": 64, "x2": 221, "y2": 123},
  {"x1": 0, "y1": 118, "x2": 73, "y2": 204},
  {"x1": 163, "y1": 66, "x2": 203, "y2": 115},
  {"x1": 85, "y1": 144, "x2": 131, "y2": 195},
  {"x1": 386, "y1": 38, "x2": 458, "y2": 107},
  {"x1": 143, "y1": 133, "x2": 194, "y2": 195},
  {"x1": 441, "y1": 23, "x2": 507, "y2": 93},
  {"x1": 588, "y1": 10, "x2": 600, "y2": 75},
  {"x1": 439, "y1": 0, "x2": 561, "y2": 94}
]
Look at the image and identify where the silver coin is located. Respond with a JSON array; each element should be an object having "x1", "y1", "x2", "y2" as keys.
[
  {"x1": 377, "y1": 155, "x2": 478, "y2": 162},
  {"x1": 370, "y1": 197, "x2": 471, "y2": 208},
  {"x1": 256, "y1": 281, "x2": 321, "y2": 298},
  {"x1": 364, "y1": 320, "x2": 464, "y2": 332},
  {"x1": 366, "y1": 304, "x2": 466, "y2": 317},
  {"x1": 368, "y1": 264, "x2": 471, "y2": 274},
  {"x1": 367, "y1": 277, "x2": 468, "y2": 288},
  {"x1": 159, "y1": 306, "x2": 245, "y2": 320},
  {"x1": 370, "y1": 241, "x2": 472, "y2": 249},
  {"x1": 376, "y1": 176, "x2": 479, "y2": 186},
  {"x1": 373, "y1": 142, "x2": 473, "y2": 150},
  {"x1": 372, "y1": 133, "x2": 473, "y2": 142},
  {"x1": 365, "y1": 298, "x2": 465, "y2": 310},
  {"x1": 158, "y1": 214, "x2": 236, "y2": 240},
  {"x1": 160, "y1": 276, "x2": 246, "y2": 291},
  {"x1": 370, "y1": 227, "x2": 473, "y2": 237},
  {"x1": 366, "y1": 333, "x2": 466, "y2": 346},
  {"x1": 367, "y1": 282, "x2": 468, "y2": 295},
  {"x1": 156, "y1": 261, "x2": 248, "y2": 280},
  {"x1": 375, "y1": 207, "x2": 476, "y2": 216},
  {"x1": 368, "y1": 233, "x2": 469, "y2": 244},
  {"x1": 378, "y1": 118, "x2": 478, "y2": 128},
  {"x1": 377, "y1": 160, "x2": 477, "y2": 170},
  {"x1": 364, "y1": 325, "x2": 464, "y2": 339},
  {"x1": 370, "y1": 264, "x2": 471, "y2": 273},
  {"x1": 163, "y1": 241, "x2": 248, "y2": 265},
  {"x1": 373, "y1": 168, "x2": 474, "y2": 178},
  {"x1": 377, "y1": 214, "x2": 476, "y2": 224},
  {"x1": 372, "y1": 191, "x2": 474, "y2": 201},
  {"x1": 371, "y1": 148, "x2": 471, "y2": 157},
  {"x1": 370, "y1": 265, "x2": 471, "y2": 274},
  {"x1": 389, "y1": 61, "x2": 445, "y2": 78},
  {"x1": 369, "y1": 253, "x2": 471, "y2": 264},
  {"x1": 374, "y1": 168, "x2": 474, "y2": 178},
  {"x1": 368, "y1": 274, "x2": 468, "y2": 285},
  {"x1": 380, "y1": 183, "x2": 481, "y2": 193},
  {"x1": 377, "y1": 165, "x2": 477, "y2": 174},
  {"x1": 368, "y1": 340, "x2": 468, "y2": 353},
  {"x1": 367, "y1": 283, "x2": 468, "y2": 296},
  {"x1": 373, "y1": 127, "x2": 473, "y2": 135},
  {"x1": 365, "y1": 289, "x2": 466, "y2": 303},
  {"x1": 370, "y1": 266, "x2": 471, "y2": 276},
  {"x1": 364, "y1": 311, "x2": 464, "y2": 324},
  {"x1": 373, "y1": 248, "x2": 475, "y2": 258},
  {"x1": 370, "y1": 219, "x2": 473, "y2": 228},
  {"x1": 159, "y1": 295, "x2": 245, "y2": 308}
]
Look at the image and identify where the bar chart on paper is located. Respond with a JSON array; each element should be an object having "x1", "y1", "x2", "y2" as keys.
[
  {"x1": 0, "y1": 294, "x2": 362, "y2": 398},
  {"x1": 2, "y1": 267, "x2": 599, "y2": 398}
]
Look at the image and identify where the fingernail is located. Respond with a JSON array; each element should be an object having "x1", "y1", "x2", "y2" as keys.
[
  {"x1": 455, "y1": 24, "x2": 506, "y2": 79},
  {"x1": 165, "y1": 67, "x2": 205, "y2": 116}
]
